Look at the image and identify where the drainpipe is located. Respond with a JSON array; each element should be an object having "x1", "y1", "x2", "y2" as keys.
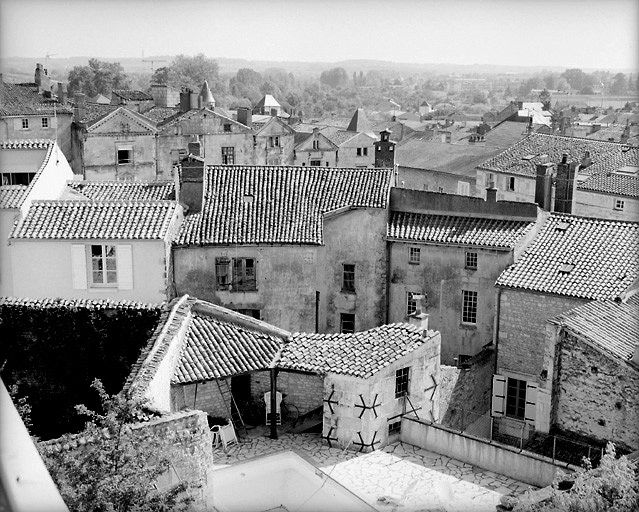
[
  {"x1": 315, "y1": 291, "x2": 320, "y2": 333},
  {"x1": 493, "y1": 287, "x2": 502, "y2": 375},
  {"x1": 270, "y1": 368, "x2": 278, "y2": 439},
  {"x1": 385, "y1": 241, "x2": 391, "y2": 324}
]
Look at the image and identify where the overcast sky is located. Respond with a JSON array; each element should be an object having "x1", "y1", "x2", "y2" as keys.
[{"x1": 1, "y1": 0, "x2": 637, "y2": 71}]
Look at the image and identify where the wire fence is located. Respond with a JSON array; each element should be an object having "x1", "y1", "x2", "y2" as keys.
[{"x1": 441, "y1": 408, "x2": 604, "y2": 468}]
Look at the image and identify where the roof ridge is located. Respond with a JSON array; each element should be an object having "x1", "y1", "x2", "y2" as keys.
[{"x1": 29, "y1": 198, "x2": 176, "y2": 205}]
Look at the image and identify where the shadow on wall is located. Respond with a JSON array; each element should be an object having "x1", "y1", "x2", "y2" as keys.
[{"x1": 438, "y1": 348, "x2": 494, "y2": 430}]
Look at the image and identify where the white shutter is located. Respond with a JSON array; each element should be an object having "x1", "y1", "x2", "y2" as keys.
[
  {"x1": 71, "y1": 245, "x2": 88, "y2": 290},
  {"x1": 524, "y1": 382, "x2": 537, "y2": 425},
  {"x1": 457, "y1": 181, "x2": 470, "y2": 196},
  {"x1": 116, "y1": 245, "x2": 133, "y2": 290},
  {"x1": 491, "y1": 375, "x2": 506, "y2": 417}
]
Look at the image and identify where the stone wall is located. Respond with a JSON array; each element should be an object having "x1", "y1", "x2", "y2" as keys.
[
  {"x1": 172, "y1": 380, "x2": 228, "y2": 418},
  {"x1": 554, "y1": 333, "x2": 639, "y2": 451},
  {"x1": 250, "y1": 370, "x2": 324, "y2": 416}
]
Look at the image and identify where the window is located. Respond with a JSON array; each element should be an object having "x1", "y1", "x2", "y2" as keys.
[
  {"x1": 325, "y1": 162, "x2": 329, "y2": 167},
  {"x1": 340, "y1": 313, "x2": 355, "y2": 334},
  {"x1": 406, "y1": 291, "x2": 419, "y2": 316},
  {"x1": 90, "y1": 244, "x2": 117, "y2": 287},
  {"x1": 233, "y1": 258, "x2": 257, "y2": 291},
  {"x1": 486, "y1": 172, "x2": 495, "y2": 187},
  {"x1": 342, "y1": 264, "x2": 355, "y2": 292},
  {"x1": 408, "y1": 247, "x2": 420, "y2": 264},
  {"x1": 457, "y1": 181, "x2": 470, "y2": 196},
  {"x1": 395, "y1": 367, "x2": 410, "y2": 398},
  {"x1": 221, "y1": 147, "x2": 235, "y2": 165},
  {"x1": 363, "y1": 147, "x2": 368, "y2": 156},
  {"x1": 117, "y1": 149, "x2": 132, "y2": 165},
  {"x1": 506, "y1": 378, "x2": 526, "y2": 420},
  {"x1": 388, "y1": 421, "x2": 401, "y2": 435},
  {"x1": 389, "y1": 146, "x2": 394, "y2": 152},
  {"x1": 268, "y1": 136, "x2": 280, "y2": 148},
  {"x1": 507, "y1": 176, "x2": 516, "y2": 191},
  {"x1": 615, "y1": 199, "x2": 625, "y2": 210},
  {"x1": 465, "y1": 251, "x2": 478, "y2": 270},
  {"x1": 357, "y1": 147, "x2": 362, "y2": 156},
  {"x1": 457, "y1": 354, "x2": 471, "y2": 366},
  {"x1": 438, "y1": 186, "x2": 444, "y2": 193},
  {"x1": 223, "y1": 123, "x2": 232, "y2": 132},
  {"x1": 1, "y1": 172, "x2": 35, "y2": 186},
  {"x1": 312, "y1": 140, "x2": 319, "y2": 150},
  {"x1": 310, "y1": 159, "x2": 321, "y2": 166},
  {"x1": 41, "y1": 117, "x2": 49, "y2": 128},
  {"x1": 21, "y1": 118, "x2": 29, "y2": 130},
  {"x1": 462, "y1": 290, "x2": 477, "y2": 324},
  {"x1": 215, "y1": 258, "x2": 231, "y2": 289}
]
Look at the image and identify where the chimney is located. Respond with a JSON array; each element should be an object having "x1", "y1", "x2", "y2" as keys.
[
  {"x1": 199, "y1": 80, "x2": 215, "y2": 109},
  {"x1": 178, "y1": 157, "x2": 205, "y2": 214},
  {"x1": 526, "y1": 116, "x2": 534, "y2": 134},
  {"x1": 189, "y1": 91, "x2": 199, "y2": 110},
  {"x1": 151, "y1": 84, "x2": 167, "y2": 107},
  {"x1": 187, "y1": 141, "x2": 201, "y2": 157},
  {"x1": 486, "y1": 184, "x2": 497, "y2": 203},
  {"x1": 580, "y1": 151, "x2": 592, "y2": 169},
  {"x1": 535, "y1": 162, "x2": 554, "y2": 211},
  {"x1": 34, "y1": 63, "x2": 43, "y2": 88},
  {"x1": 407, "y1": 294, "x2": 429, "y2": 334},
  {"x1": 554, "y1": 154, "x2": 578, "y2": 214},
  {"x1": 74, "y1": 92, "x2": 86, "y2": 122},
  {"x1": 179, "y1": 89, "x2": 191, "y2": 112},
  {"x1": 237, "y1": 107, "x2": 252, "y2": 128},
  {"x1": 56, "y1": 82, "x2": 66, "y2": 105}
]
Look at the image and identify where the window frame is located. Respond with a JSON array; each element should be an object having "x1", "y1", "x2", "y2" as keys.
[
  {"x1": 406, "y1": 291, "x2": 419, "y2": 316},
  {"x1": 223, "y1": 123, "x2": 232, "y2": 133},
  {"x1": 21, "y1": 118, "x2": 29, "y2": 130},
  {"x1": 221, "y1": 146, "x2": 235, "y2": 165},
  {"x1": 465, "y1": 251, "x2": 478, "y2": 270},
  {"x1": 363, "y1": 147, "x2": 368, "y2": 156},
  {"x1": 310, "y1": 159, "x2": 321, "y2": 166},
  {"x1": 89, "y1": 244, "x2": 118, "y2": 288},
  {"x1": 395, "y1": 367, "x2": 410, "y2": 398},
  {"x1": 507, "y1": 176, "x2": 516, "y2": 191},
  {"x1": 340, "y1": 313, "x2": 355, "y2": 334},
  {"x1": 232, "y1": 257, "x2": 257, "y2": 291},
  {"x1": 342, "y1": 263, "x2": 356, "y2": 293},
  {"x1": 117, "y1": 148, "x2": 133, "y2": 165},
  {"x1": 461, "y1": 290, "x2": 478, "y2": 324},
  {"x1": 215, "y1": 257, "x2": 231, "y2": 290},
  {"x1": 408, "y1": 246, "x2": 421, "y2": 265},
  {"x1": 388, "y1": 421, "x2": 401, "y2": 435},
  {"x1": 505, "y1": 377, "x2": 527, "y2": 420},
  {"x1": 614, "y1": 199, "x2": 625, "y2": 210},
  {"x1": 356, "y1": 147, "x2": 362, "y2": 156},
  {"x1": 41, "y1": 117, "x2": 49, "y2": 128}
]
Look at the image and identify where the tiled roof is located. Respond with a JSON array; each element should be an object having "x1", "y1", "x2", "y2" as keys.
[
  {"x1": 388, "y1": 211, "x2": 535, "y2": 249},
  {"x1": 0, "y1": 139, "x2": 52, "y2": 150},
  {"x1": 0, "y1": 185, "x2": 28, "y2": 208},
  {"x1": 67, "y1": 181, "x2": 175, "y2": 201},
  {"x1": 478, "y1": 133, "x2": 629, "y2": 177},
  {"x1": 496, "y1": 213, "x2": 639, "y2": 300},
  {"x1": 11, "y1": 200, "x2": 179, "y2": 240},
  {"x1": 278, "y1": 324, "x2": 433, "y2": 378},
  {"x1": 0, "y1": 296, "x2": 161, "y2": 310},
  {"x1": 80, "y1": 102, "x2": 118, "y2": 123},
  {"x1": 172, "y1": 312, "x2": 283, "y2": 384},
  {"x1": 112, "y1": 90, "x2": 153, "y2": 101},
  {"x1": 142, "y1": 106, "x2": 181, "y2": 123},
  {"x1": 0, "y1": 81, "x2": 73, "y2": 116},
  {"x1": 397, "y1": 139, "x2": 497, "y2": 176},
  {"x1": 552, "y1": 295, "x2": 639, "y2": 366},
  {"x1": 346, "y1": 108, "x2": 373, "y2": 134},
  {"x1": 175, "y1": 166, "x2": 393, "y2": 246},
  {"x1": 577, "y1": 147, "x2": 639, "y2": 198},
  {"x1": 323, "y1": 128, "x2": 358, "y2": 146}
]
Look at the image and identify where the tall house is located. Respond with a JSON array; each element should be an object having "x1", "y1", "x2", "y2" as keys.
[{"x1": 374, "y1": 129, "x2": 396, "y2": 168}]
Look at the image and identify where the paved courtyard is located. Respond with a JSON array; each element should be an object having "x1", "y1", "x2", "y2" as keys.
[{"x1": 212, "y1": 431, "x2": 535, "y2": 511}]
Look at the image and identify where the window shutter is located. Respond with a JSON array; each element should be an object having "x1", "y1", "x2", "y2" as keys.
[
  {"x1": 524, "y1": 382, "x2": 537, "y2": 424},
  {"x1": 71, "y1": 245, "x2": 88, "y2": 290},
  {"x1": 116, "y1": 245, "x2": 133, "y2": 290},
  {"x1": 491, "y1": 375, "x2": 506, "y2": 417}
]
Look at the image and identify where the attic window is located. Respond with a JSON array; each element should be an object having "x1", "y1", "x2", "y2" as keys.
[
  {"x1": 224, "y1": 124, "x2": 232, "y2": 132},
  {"x1": 558, "y1": 263, "x2": 575, "y2": 274},
  {"x1": 555, "y1": 221, "x2": 571, "y2": 232}
]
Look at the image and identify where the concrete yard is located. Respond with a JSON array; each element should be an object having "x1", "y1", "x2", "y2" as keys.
[{"x1": 212, "y1": 432, "x2": 535, "y2": 511}]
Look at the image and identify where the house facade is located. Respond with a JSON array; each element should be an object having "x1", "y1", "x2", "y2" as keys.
[
  {"x1": 251, "y1": 116, "x2": 295, "y2": 166},
  {"x1": 9, "y1": 199, "x2": 182, "y2": 303},
  {"x1": 172, "y1": 165, "x2": 393, "y2": 334},
  {"x1": 387, "y1": 187, "x2": 542, "y2": 364},
  {"x1": 293, "y1": 128, "x2": 339, "y2": 167},
  {"x1": 490, "y1": 213, "x2": 639, "y2": 443}
]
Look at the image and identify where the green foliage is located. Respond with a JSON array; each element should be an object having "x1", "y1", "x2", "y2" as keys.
[
  {"x1": 0, "y1": 302, "x2": 162, "y2": 440},
  {"x1": 611, "y1": 73, "x2": 628, "y2": 95},
  {"x1": 8, "y1": 383, "x2": 33, "y2": 434},
  {"x1": 514, "y1": 443, "x2": 639, "y2": 512},
  {"x1": 539, "y1": 89, "x2": 552, "y2": 110},
  {"x1": 68, "y1": 59, "x2": 129, "y2": 97},
  {"x1": 42, "y1": 380, "x2": 192, "y2": 512},
  {"x1": 165, "y1": 53, "x2": 220, "y2": 92},
  {"x1": 320, "y1": 67, "x2": 349, "y2": 89}
]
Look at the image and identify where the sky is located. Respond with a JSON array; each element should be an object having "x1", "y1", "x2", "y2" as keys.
[{"x1": 1, "y1": 0, "x2": 637, "y2": 71}]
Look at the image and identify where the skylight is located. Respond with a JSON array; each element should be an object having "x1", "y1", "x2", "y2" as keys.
[
  {"x1": 555, "y1": 221, "x2": 571, "y2": 232},
  {"x1": 558, "y1": 263, "x2": 575, "y2": 274}
]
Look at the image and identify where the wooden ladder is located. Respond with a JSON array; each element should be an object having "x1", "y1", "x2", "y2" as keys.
[{"x1": 216, "y1": 378, "x2": 247, "y2": 436}]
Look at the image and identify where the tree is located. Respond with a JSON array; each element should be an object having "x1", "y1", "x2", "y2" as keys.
[
  {"x1": 166, "y1": 53, "x2": 220, "y2": 92},
  {"x1": 513, "y1": 443, "x2": 639, "y2": 512},
  {"x1": 151, "y1": 67, "x2": 170, "y2": 85},
  {"x1": 539, "y1": 89, "x2": 552, "y2": 110},
  {"x1": 561, "y1": 68, "x2": 588, "y2": 92},
  {"x1": 320, "y1": 67, "x2": 348, "y2": 88},
  {"x1": 67, "y1": 59, "x2": 129, "y2": 97},
  {"x1": 42, "y1": 380, "x2": 192, "y2": 512},
  {"x1": 611, "y1": 73, "x2": 628, "y2": 95}
]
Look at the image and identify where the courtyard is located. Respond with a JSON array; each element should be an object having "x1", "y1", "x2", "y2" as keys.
[{"x1": 211, "y1": 431, "x2": 534, "y2": 511}]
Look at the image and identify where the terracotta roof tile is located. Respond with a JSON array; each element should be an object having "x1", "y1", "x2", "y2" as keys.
[
  {"x1": 175, "y1": 166, "x2": 393, "y2": 246},
  {"x1": 0, "y1": 81, "x2": 73, "y2": 116},
  {"x1": 172, "y1": 312, "x2": 283, "y2": 384},
  {"x1": 142, "y1": 106, "x2": 181, "y2": 123},
  {"x1": 68, "y1": 181, "x2": 175, "y2": 201},
  {"x1": 552, "y1": 295, "x2": 639, "y2": 365},
  {"x1": 0, "y1": 296, "x2": 162, "y2": 310},
  {"x1": 478, "y1": 133, "x2": 630, "y2": 177},
  {"x1": 0, "y1": 185, "x2": 28, "y2": 208},
  {"x1": 0, "y1": 139, "x2": 53, "y2": 150},
  {"x1": 577, "y1": 147, "x2": 639, "y2": 198},
  {"x1": 278, "y1": 324, "x2": 432, "y2": 378},
  {"x1": 112, "y1": 90, "x2": 153, "y2": 101},
  {"x1": 496, "y1": 213, "x2": 639, "y2": 300},
  {"x1": 388, "y1": 211, "x2": 534, "y2": 248},
  {"x1": 11, "y1": 200, "x2": 179, "y2": 240}
]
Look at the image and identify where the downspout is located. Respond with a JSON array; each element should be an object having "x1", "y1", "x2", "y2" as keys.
[
  {"x1": 493, "y1": 287, "x2": 502, "y2": 375},
  {"x1": 155, "y1": 132, "x2": 159, "y2": 179},
  {"x1": 385, "y1": 240, "x2": 391, "y2": 324},
  {"x1": 315, "y1": 291, "x2": 320, "y2": 333},
  {"x1": 269, "y1": 368, "x2": 278, "y2": 440}
]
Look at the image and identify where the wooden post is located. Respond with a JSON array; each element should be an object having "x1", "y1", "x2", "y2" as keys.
[{"x1": 270, "y1": 368, "x2": 278, "y2": 440}]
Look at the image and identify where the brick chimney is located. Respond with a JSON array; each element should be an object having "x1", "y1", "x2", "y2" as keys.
[
  {"x1": 237, "y1": 107, "x2": 252, "y2": 128},
  {"x1": 580, "y1": 151, "x2": 592, "y2": 169},
  {"x1": 407, "y1": 294, "x2": 429, "y2": 334},
  {"x1": 34, "y1": 63, "x2": 43, "y2": 88},
  {"x1": 178, "y1": 156, "x2": 205, "y2": 214},
  {"x1": 73, "y1": 92, "x2": 86, "y2": 122},
  {"x1": 56, "y1": 82, "x2": 66, "y2": 105},
  {"x1": 486, "y1": 184, "x2": 498, "y2": 203},
  {"x1": 535, "y1": 162, "x2": 554, "y2": 211},
  {"x1": 554, "y1": 154, "x2": 578, "y2": 214}
]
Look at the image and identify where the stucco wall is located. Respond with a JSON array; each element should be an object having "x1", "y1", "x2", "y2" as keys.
[
  {"x1": 10, "y1": 239, "x2": 169, "y2": 303},
  {"x1": 389, "y1": 241, "x2": 513, "y2": 363},
  {"x1": 336, "y1": 133, "x2": 376, "y2": 168},
  {"x1": 476, "y1": 169, "x2": 536, "y2": 203},
  {"x1": 0, "y1": 210, "x2": 17, "y2": 296},
  {"x1": 83, "y1": 133, "x2": 157, "y2": 181},
  {"x1": 397, "y1": 166, "x2": 476, "y2": 195},
  {"x1": 574, "y1": 190, "x2": 639, "y2": 222},
  {"x1": 554, "y1": 333, "x2": 639, "y2": 451}
]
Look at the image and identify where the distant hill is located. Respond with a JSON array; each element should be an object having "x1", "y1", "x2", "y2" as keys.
[{"x1": 0, "y1": 55, "x2": 633, "y2": 83}]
